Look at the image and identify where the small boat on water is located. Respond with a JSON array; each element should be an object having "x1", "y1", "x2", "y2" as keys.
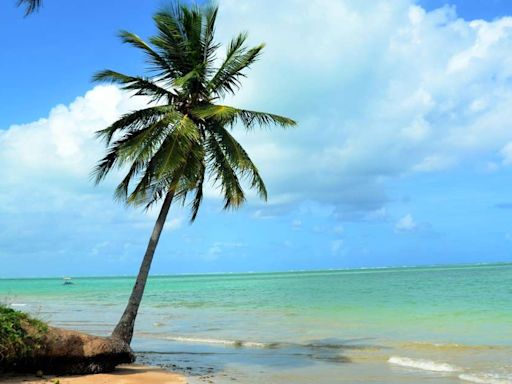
[{"x1": 63, "y1": 277, "x2": 74, "y2": 285}]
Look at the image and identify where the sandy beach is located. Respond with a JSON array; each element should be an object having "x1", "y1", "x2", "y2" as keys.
[{"x1": 0, "y1": 365, "x2": 186, "y2": 384}]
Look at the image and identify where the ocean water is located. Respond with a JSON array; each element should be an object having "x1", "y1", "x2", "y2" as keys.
[{"x1": 1, "y1": 263, "x2": 511, "y2": 383}]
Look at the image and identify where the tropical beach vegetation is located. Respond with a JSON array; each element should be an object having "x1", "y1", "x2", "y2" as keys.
[
  {"x1": 0, "y1": 304, "x2": 47, "y2": 367},
  {"x1": 0, "y1": 303, "x2": 133, "y2": 374},
  {"x1": 92, "y1": 3, "x2": 296, "y2": 344}
]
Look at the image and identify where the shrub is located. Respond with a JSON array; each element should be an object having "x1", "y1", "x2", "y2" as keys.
[{"x1": 0, "y1": 304, "x2": 48, "y2": 368}]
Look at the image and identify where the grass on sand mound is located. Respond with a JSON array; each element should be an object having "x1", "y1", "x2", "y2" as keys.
[{"x1": 0, "y1": 304, "x2": 48, "y2": 367}]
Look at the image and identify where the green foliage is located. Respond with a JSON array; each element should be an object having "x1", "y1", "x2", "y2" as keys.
[
  {"x1": 93, "y1": 1, "x2": 297, "y2": 221},
  {"x1": 0, "y1": 304, "x2": 48, "y2": 366}
]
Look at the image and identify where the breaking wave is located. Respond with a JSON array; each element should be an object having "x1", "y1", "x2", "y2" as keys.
[
  {"x1": 164, "y1": 335, "x2": 277, "y2": 348},
  {"x1": 388, "y1": 356, "x2": 461, "y2": 372}
]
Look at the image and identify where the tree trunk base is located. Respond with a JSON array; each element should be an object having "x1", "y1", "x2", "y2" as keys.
[{"x1": 2, "y1": 327, "x2": 135, "y2": 375}]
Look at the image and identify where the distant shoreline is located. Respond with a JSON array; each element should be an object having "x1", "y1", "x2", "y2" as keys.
[{"x1": 1, "y1": 260, "x2": 511, "y2": 280}]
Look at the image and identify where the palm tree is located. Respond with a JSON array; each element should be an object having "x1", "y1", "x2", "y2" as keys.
[
  {"x1": 93, "y1": 2, "x2": 296, "y2": 344},
  {"x1": 17, "y1": 0, "x2": 42, "y2": 15}
]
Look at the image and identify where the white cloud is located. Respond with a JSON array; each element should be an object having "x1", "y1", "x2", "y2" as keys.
[
  {"x1": 395, "y1": 214, "x2": 417, "y2": 232},
  {"x1": 0, "y1": 86, "x2": 149, "y2": 219},
  {"x1": 214, "y1": 0, "x2": 512, "y2": 214},
  {"x1": 412, "y1": 154, "x2": 455, "y2": 172},
  {"x1": 164, "y1": 218, "x2": 183, "y2": 232},
  {"x1": 252, "y1": 209, "x2": 275, "y2": 220},
  {"x1": 500, "y1": 142, "x2": 512, "y2": 165},
  {"x1": 331, "y1": 239, "x2": 344, "y2": 254},
  {"x1": 448, "y1": 18, "x2": 512, "y2": 73},
  {"x1": 291, "y1": 219, "x2": 302, "y2": 230},
  {"x1": 4, "y1": 0, "x2": 512, "y2": 225},
  {"x1": 0, "y1": 85, "x2": 144, "y2": 191},
  {"x1": 364, "y1": 207, "x2": 388, "y2": 221},
  {"x1": 204, "y1": 244, "x2": 222, "y2": 261},
  {"x1": 203, "y1": 242, "x2": 245, "y2": 261}
]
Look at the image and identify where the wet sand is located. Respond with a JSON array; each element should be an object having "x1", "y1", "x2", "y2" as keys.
[{"x1": 0, "y1": 365, "x2": 187, "y2": 384}]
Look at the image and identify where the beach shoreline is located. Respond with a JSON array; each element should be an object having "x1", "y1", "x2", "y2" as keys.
[
  {"x1": 0, "y1": 365, "x2": 187, "y2": 384},
  {"x1": 1, "y1": 264, "x2": 511, "y2": 383}
]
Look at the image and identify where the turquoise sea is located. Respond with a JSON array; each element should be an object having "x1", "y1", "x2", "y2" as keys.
[{"x1": 1, "y1": 263, "x2": 511, "y2": 383}]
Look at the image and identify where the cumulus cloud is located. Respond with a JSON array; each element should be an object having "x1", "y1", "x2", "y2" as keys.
[
  {"x1": 395, "y1": 214, "x2": 417, "y2": 232},
  {"x1": 5, "y1": 1, "x2": 512, "y2": 218},
  {"x1": 0, "y1": 86, "x2": 177, "y2": 274},
  {"x1": 3, "y1": 0, "x2": 512, "y2": 273},
  {"x1": 0, "y1": 85, "x2": 144, "y2": 199},
  {"x1": 214, "y1": 0, "x2": 512, "y2": 214}
]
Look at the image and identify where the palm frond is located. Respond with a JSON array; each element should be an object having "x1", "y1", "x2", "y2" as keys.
[
  {"x1": 208, "y1": 40, "x2": 265, "y2": 97},
  {"x1": 206, "y1": 132, "x2": 245, "y2": 209},
  {"x1": 118, "y1": 31, "x2": 176, "y2": 80},
  {"x1": 17, "y1": 0, "x2": 41, "y2": 15},
  {"x1": 192, "y1": 104, "x2": 297, "y2": 129},
  {"x1": 230, "y1": 108, "x2": 297, "y2": 129},
  {"x1": 189, "y1": 162, "x2": 205, "y2": 222},
  {"x1": 91, "y1": 147, "x2": 120, "y2": 185},
  {"x1": 144, "y1": 143, "x2": 204, "y2": 210},
  {"x1": 151, "y1": 7, "x2": 193, "y2": 77},
  {"x1": 156, "y1": 115, "x2": 200, "y2": 178},
  {"x1": 92, "y1": 110, "x2": 181, "y2": 186},
  {"x1": 172, "y1": 68, "x2": 203, "y2": 88},
  {"x1": 201, "y1": 5, "x2": 220, "y2": 70},
  {"x1": 95, "y1": 105, "x2": 173, "y2": 145},
  {"x1": 114, "y1": 114, "x2": 178, "y2": 163},
  {"x1": 92, "y1": 115, "x2": 173, "y2": 185},
  {"x1": 93, "y1": 70, "x2": 175, "y2": 103},
  {"x1": 204, "y1": 32, "x2": 247, "y2": 96},
  {"x1": 181, "y1": 4, "x2": 203, "y2": 55},
  {"x1": 114, "y1": 158, "x2": 146, "y2": 202},
  {"x1": 125, "y1": 114, "x2": 200, "y2": 206},
  {"x1": 211, "y1": 124, "x2": 267, "y2": 200}
]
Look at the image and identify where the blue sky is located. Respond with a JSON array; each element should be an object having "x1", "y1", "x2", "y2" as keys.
[{"x1": 1, "y1": 0, "x2": 512, "y2": 277}]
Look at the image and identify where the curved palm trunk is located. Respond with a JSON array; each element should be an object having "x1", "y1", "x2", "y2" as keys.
[{"x1": 112, "y1": 191, "x2": 175, "y2": 344}]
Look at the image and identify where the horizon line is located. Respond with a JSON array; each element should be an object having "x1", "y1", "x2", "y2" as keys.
[{"x1": 0, "y1": 260, "x2": 510, "y2": 280}]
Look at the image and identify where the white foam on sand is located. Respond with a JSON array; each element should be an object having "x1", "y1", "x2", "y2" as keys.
[
  {"x1": 389, "y1": 356, "x2": 512, "y2": 384},
  {"x1": 388, "y1": 356, "x2": 461, "y2": 372},
  {"x1": 459, "y1": 373, "x2": 512, "y2": 384},
  {"x1": 165, "y1": 335, "x2": 269, "y2": 348}
]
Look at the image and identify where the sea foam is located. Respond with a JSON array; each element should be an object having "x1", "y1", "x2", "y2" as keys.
[
  {"x1": 388, "y1": 356, "x2": 461, "y2": 372},
  {"x1": 400, "y1": 341, "x2": 496, "y2": 351},
  {"x1": 459, "y1": 373, "x2": 512, "y2": 384},
  {"x1": 165, "y1": 335, "x2": 271, "y2": 348}
]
